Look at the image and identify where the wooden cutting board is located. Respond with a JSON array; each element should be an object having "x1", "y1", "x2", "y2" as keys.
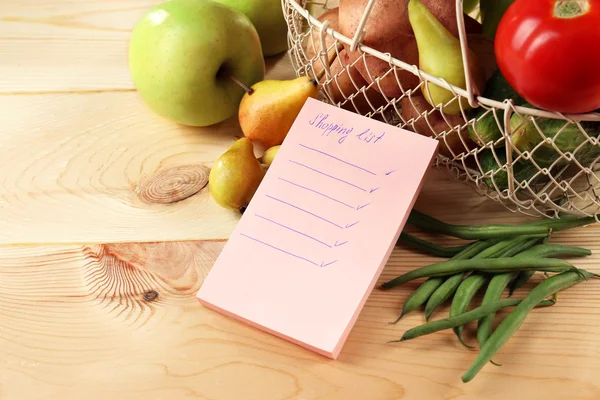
[{"x1": 1, "y1": 1, "x2": 600, "y2": 399}]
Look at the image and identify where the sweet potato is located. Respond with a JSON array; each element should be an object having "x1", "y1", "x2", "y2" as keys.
[
  {"x1": 325, "y1": 50, "x2": 387, "y2": 114},
  {"x1": 339, "y1": 0, "x2": 460, "y2": 98}
]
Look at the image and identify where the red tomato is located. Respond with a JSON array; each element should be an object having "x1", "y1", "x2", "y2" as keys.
[{"x1": 494, "y1": 0, "x2": 600, "y2": 114}]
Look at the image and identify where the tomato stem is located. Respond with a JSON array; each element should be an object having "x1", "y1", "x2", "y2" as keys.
[{"x1": 554, "y1": 0, "x2": 590, "y2": 18}]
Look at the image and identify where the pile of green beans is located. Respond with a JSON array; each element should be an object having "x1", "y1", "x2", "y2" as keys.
[{"x1": 389, "y1": 209, "x2": 599, "y2": 383}]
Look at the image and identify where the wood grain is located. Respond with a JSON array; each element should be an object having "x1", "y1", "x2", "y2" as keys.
[
  {"x1": 1, "y1": 225, "x2": 599, "y2": 400},
  {"x1": 0, "y1": 0, "x2": 154, "y2": 93},
  {"x1": 2, "y1": 0, "x2": 600, "y2": 399},
  {"x1": 0, "y1": 0, "x2": 295, "y2": 94},
  {"x1": 0, "y1": 4, "x2": 294, "y2": 245}
]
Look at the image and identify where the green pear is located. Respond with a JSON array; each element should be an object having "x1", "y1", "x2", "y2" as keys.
[
  {"x1": 129, "y1": 0, "x2": 265, "y2": 127},
  {"x1": 261, "y1": 145, "x2": 280, "y2": 166},
  {"x1": 463, "y1": 0, "x2": 480, "y2": 14},
  {"x1": 212, "y1": 0, "x2": 289, "y2": 56},
  {"x1": 209, "y1": 138, "x2": 265, "y2": 210},
  {"x1": 408, "y1": 0, "x2": 486, "y2": 115}
]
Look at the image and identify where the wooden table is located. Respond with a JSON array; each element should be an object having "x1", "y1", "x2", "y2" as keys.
[{"x1": 2, "y1": 1, "x2": 600, "y2": 399}]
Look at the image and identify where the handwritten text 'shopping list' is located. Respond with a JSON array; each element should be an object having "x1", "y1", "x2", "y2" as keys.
[{"x1": 239, "y1": 111, "x2": 397, "y2": 268}]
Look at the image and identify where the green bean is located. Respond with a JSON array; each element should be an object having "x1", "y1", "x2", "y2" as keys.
[
  {"x1": 422, "y1": 238, "x2": 505, "y2": 320},
  {"x1": 515, "y1": 243, "x2": 592, "y2": 259},
  {"x1": 477, "y1": 271, "x2": 519, "y2": 350},
  {"x1": 506, "y1": 239, "x2": 563, "y2": 296},
  {"x1": 475, "y1": 237, "x2": 543, "y2": 344},
  {"x1": 397, "y1": 232, "x2": 474, "y2": 257},
  {"x1": 454, "y1": 238, "x2": 505, "y2": 259},
  {"x1": 421, "y1": 235, "x2": 540, "y2": 322},
  {"x1": 462, "y1": 269, "x2": 599, "y2": 383},
  {"x1": 492, "y1": 241, "x2": 587, "y2": 315},
  {"x1": 520, "y1": 214, "x2": 598, "y2": 232},
  {"x1": 505, "y1": 244, "x2": 592, "y2": 297},
  {"x1": 478, "y1": 235, "x2": 543, "y2": 258},
  {"x1": 484, "y1": 235, "x2": 545, "y2": 259},
  {"x1": 476, "y1": 274, "x2": 513, "y2": 350},
  {"x1": 381, "y1": 257, "x2": 577, "y2": 288},
  {"x1": 395, "y1": 298, "x2": 556, "y2": 342},
  {"x1": 407, "y1": 238, "x2": 498, "y2": 322},
  {"x1": 393, "y1": 277, "x2": 444, "y2": 323},
  {"x1": 425, "y1": 275, "x2": 462, "y2": 321},
  {"x1": 502, "y1": 237, "x2": 546, "y2": 258},
  {"x1": 442, "y1": 234, "x2": 537, "y2": 346},
  {"x1": 407, "y1": 210, "x2": 551, "y2": 240},
  {"x1": 450, "y1": 273, "x2": 490, "y2": 348},
  {"x1": 508, "y1": 271, "x2": 535, "y2": 296}
]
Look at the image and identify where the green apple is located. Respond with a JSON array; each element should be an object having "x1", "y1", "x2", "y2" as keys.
[
  {"x1": 213, "y1": 0, "x2": 289, "y2": 56},
  {"x1": 128, "y1": 0, "x2": 265, "y2": 127}
]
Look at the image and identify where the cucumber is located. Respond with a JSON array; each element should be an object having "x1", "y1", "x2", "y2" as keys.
[
  {"x1": 468, "y1": 69, "x2": 525, "y2": 147},
  {"x1": 510, "y1": 106, "x2": 600, "y2": 167},
  {"x1": 479, "y1": 148, "x2": 542, "y2": 192}
]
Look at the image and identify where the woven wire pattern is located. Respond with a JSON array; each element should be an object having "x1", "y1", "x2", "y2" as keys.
[{"x1": 283, "y1": 0, "x2": 600, "y2": 221}]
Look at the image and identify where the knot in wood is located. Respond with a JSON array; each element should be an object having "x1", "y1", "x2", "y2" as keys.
[
  {"x1": 143, "y1": 290, "x2": 159, "y2": 302},
  {"x1": 137, "y1": 165, "x2": 209, "y2": 204}
]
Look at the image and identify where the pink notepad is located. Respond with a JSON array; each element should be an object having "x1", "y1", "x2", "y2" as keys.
[{"x1": 197, "y1": 97, "x2": 439, "y2": 359}]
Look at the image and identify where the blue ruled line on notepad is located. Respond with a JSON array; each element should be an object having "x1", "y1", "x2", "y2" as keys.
[
  {"x1": 278, "y1": 177, "x2": 354, "y2": 209},
  {"x1": 255, "y1": 214, "x2": 332, "y2": 248},
  {"x1": 240, "y1": 233, "x2": 319, "y2": 266},
  {"x1": 239, "y1": 233, "x2": 337, "y2": 268},
  {"x1": 298, "y1": 143, "x2": 377, "y2": 176},
  {"x1": 265, "y1": 194, "x2": 345, "y2": 229},
  {"x1": 288, "y1": 160, "x2": 367, "y2": 192}
]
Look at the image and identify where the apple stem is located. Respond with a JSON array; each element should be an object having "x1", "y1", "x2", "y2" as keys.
[{"x1": 229, "y1": 76, "x2": 254, "y2": 95}]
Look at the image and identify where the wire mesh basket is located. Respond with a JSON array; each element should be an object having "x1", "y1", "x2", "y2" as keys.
[{"x1": 282, "y1": 0, "x2": 600, "y2": 220}]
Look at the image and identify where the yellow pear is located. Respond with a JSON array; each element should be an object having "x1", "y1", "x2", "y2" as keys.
[
  {"x1": 408, "y1": 0, "x2": 486, "y2": 115},
  {"x1": 238, "y1": 76, "x2": 319, "y2": 149},
  {"x1": 261, "y1": 145, "x2": 280, "y2": 166},
  {"x1": 209, "y1": 138, "x2": 265, "y2": 210}
]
